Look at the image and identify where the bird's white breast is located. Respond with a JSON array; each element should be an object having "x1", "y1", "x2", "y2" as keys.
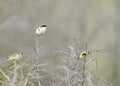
[{"x1": 36, "y1": 27, "x2": 46, "y2": 35}]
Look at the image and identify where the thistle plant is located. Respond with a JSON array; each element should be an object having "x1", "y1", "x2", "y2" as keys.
[
  {"x1": 0, "y1": 27, "x2": 113, "y2": 86},
  {"x1": 32, "y1": 24, "x2": 47, "y2": 86},
  {"x1": 49, "y1": 30, "x2": 113, "y2": 86}
]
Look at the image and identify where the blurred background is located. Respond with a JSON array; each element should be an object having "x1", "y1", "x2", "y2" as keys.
[{"x1": 0, "y1": 0, "x2": 119, "y2": 86}]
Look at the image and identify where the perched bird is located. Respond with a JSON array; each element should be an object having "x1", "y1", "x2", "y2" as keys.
[
  {"x1": 8, "y1": 52, "x2": 23, "y2": 61},
  {"x1": 79, "y1": 51, "x2": 91, "y2": 59},
  {"x1": 36, "y1": 24, "x2": 47, "y2": 36}
]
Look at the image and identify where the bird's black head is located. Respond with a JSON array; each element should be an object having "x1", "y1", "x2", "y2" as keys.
[{"x1": 41, "y1": 24, "x2": 47, "y2": 27}]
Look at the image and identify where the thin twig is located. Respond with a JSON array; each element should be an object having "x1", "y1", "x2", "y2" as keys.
[
  {"x1": 35, "y1": 35, "x2": 41, "y2": 86},
  {"x1": 0, "y1": 69, "x2": 10, "y2": 82},
  {"x1": 81, "y1": 30, "x2": 90, "y2": 86}
]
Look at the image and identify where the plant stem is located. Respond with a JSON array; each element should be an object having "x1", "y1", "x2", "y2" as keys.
[
  {"x1": 35, "y1": 35, "x2": 41, "y2": 86},
  {"x1": 81, "y1": 43, "x2": 88, "y2": 86}
]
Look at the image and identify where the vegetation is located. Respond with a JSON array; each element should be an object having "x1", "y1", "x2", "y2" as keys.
[
  {"x1": 0, "y1": 0, "x2": 118, "y2": 86},
  {"x1": 0, "y1": 30, "x2": 113, "y2": 86}
]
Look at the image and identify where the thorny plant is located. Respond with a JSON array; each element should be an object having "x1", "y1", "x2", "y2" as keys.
[
  {"x1": 0, "y1": 29, "x2": 113, "y2": 86},
  {"x1": 48, "y1": 30, "x2": 113, "y2": 86},
  {"x1": 0, "y1": 55, "x2": 33, "y2": 86}
]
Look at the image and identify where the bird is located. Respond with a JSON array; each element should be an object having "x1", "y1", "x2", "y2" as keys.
[
  {"x1": 8, "y1": 52, "x2": 23, "y2": 61},
  {"x1": 79, "y1": 51, "x2": 91, "y2": 59},
  {"x1": 36, "y1": 24, "x2": 47, "y2": 36}
]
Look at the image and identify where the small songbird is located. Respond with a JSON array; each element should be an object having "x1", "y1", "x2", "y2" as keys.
[
  {"x1": 79, "y1": 51, "x2": 91, "y2": 59},
  {"x1": 36, "y1": 24, "x2": 47, "y2": 36},
  {"x1": 8, "y1": 52, "x2": 23, "y2": 61}
]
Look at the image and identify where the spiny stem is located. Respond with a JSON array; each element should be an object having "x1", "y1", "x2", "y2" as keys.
[{"x1": 81, "y1": 43, "x2": 88, "y2": 86}]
